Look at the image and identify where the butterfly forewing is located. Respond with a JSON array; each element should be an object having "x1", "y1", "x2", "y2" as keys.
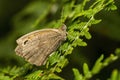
[{"x1": 15, "y1": 25, "x2": 67, "y2": 66}]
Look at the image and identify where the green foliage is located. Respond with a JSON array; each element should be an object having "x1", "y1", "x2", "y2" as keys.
[
  {"x1": 115, "y1": 48, "x2": 120, "y2": 57},
  {"x1": 110, "y1": 69, "x2": 120, "y2": 80},
  {"x1": 0, "y1": 66, "x2": 20, "y2": 80},
  {"x1": 0, "y1": 0, "x2": 119, "y2": 80},
  {"x1": 73, "y1": 53, "x2": 118, "y2": 80},
  {"x1": 73, "y1": 68, "x2": 83, "y2": 80}
]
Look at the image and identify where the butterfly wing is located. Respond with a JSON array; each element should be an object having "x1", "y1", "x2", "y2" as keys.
[{"x1": 15, "y1": 29, "x2": 65, "y2": 66}]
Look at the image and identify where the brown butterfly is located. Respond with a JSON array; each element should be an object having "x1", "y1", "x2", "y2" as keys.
[{"x1": 15, "y1": 24, "x2": 67, "y2": 66}]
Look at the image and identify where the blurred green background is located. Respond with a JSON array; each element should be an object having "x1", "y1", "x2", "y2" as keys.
[{"x1": 0, "y1": 0, "x2": 120, "y2": 80}]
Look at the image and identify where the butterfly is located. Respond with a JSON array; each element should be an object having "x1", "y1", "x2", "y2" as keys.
[{"x1": 15, "y1": 24, "x2": 67, "y2": 66}]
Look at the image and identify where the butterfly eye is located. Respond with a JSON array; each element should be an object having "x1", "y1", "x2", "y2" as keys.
[{"x1": 23, "y1": 39, "x2": 29, "y2": 45}]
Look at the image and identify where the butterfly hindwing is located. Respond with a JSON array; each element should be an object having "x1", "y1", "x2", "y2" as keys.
[{"x1": 15, "y1": 29, "x2": 63, "y2": 66}]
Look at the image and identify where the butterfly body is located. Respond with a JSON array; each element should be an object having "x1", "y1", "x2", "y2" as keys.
[{"x1": 15, "y1": 24, "x2": 67, "y2": 66}]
